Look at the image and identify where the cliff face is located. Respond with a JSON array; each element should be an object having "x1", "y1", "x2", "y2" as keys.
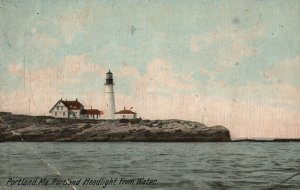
[{"x1": 0, "y1": 112, "x2": 231, "y2": 142}]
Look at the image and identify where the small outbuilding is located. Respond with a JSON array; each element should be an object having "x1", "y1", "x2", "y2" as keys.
[{"x1": 114, "y1": 107, "x2": 137, "y2": 119}]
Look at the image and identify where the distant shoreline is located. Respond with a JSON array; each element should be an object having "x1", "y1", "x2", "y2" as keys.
[{"x1": 232, "y1": 139, "x2": 300, "y2": 142}]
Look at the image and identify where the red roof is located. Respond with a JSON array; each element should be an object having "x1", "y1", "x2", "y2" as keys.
[
  {"x1": 61, "y1": 100, "x2": 83, "y2": 110},
  {"x1": 81, "y1": 109, "x2": 103, "y2": 115},
  {"x1": 115, "y1": 109, "x2": 136, "y2": 115}
]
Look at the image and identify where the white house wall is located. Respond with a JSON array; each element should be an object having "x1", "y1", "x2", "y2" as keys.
[
  {"x1": 82, "y1": 114, "x2": 101, "y2": 119},
  {"x1": 50, "y1": 102, "x2": 69, "y2": 118},
  {"x1": 69, "y1": 109, "x2": 82, "y2": 119},
  {"x1": 115, "y1": 114, "x2": 136, "y2": 119},
  {"x1": 104, "y1": 85, "x2": 116, "y2": 119}
]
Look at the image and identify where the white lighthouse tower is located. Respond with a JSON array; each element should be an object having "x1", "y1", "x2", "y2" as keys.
[{"x1": 104, "y1": 70, "x2": 116, "y2": 119}]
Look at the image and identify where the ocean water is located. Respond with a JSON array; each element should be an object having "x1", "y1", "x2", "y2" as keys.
[{"x1": 0, "y1": 142, "x2": 300, "y2": 190}]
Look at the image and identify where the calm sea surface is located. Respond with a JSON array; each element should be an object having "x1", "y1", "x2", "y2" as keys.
[{"x1": 0, "y1": 142, "x2": 300, "y2": 190}]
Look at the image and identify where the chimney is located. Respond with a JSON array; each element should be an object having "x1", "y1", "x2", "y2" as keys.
[
  {"x1": 124, "y1": 106, "x2": 126, "y2": 110},
  {"x1": 76, "y1": 98, "x2": 78, "y2": 102},
  {"x1": 61, "y1": 98, "x2": 62, "y2": 101},
  {"x1": 91, "y1": 105, "x2": 92, "y2": 109},
  {"x1": 66, "y1": 99, "x2": 67, "y2": 101}
]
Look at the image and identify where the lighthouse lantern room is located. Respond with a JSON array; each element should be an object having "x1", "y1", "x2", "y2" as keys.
[{"x1": 104, "y1": 70, "x2": 116, "y2": 119}]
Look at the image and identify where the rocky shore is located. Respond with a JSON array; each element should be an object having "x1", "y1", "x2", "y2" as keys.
[{"x1": 0, "y1": 112, "x2": 231, "y2": 142}]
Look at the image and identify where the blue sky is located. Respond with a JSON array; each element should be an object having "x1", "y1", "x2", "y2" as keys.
[{"x1": 1, "y1": 0, "x2": 300, "y2": 138}]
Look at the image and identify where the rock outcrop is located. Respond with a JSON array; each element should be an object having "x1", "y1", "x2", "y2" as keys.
[{"x1": 0, "y1": 112, "x2": 231, "y2": 142}]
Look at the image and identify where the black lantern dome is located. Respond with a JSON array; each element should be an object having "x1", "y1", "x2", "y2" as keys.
[{"x1": 105, "y1": 70, "x2": 114, "y2": 85}]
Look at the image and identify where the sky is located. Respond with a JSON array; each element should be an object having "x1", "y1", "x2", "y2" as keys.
[{"x1": 0, "y1": 0, "x2": 300, "y2": 139}]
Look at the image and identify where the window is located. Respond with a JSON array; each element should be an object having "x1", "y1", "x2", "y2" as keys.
[
  {"x1": 55, "y1": 112, "x2": 57, "y2": 116},
  {"x1": 57, "y1": 106, "x2": 59, "y2": 110},
  {"x1": 63, "y1": 112, "x2": 65, "y2": 116},
  {"x1": 61, "y1": 106, "x2": 63, "y2": 110}
]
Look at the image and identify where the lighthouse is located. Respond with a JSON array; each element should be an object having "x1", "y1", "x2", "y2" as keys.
[{"x1": 104, "y1": 70, "x2": 116, "y2": 119}]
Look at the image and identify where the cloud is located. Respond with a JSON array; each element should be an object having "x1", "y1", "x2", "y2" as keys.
[
  {"x1": 115, "y1": 64, "x2": 140, "y2": 78},
  {"x1": 134, "y1": 58, "x2": 195, "y2": 95},
  {"x1": 271, "y1": 83, "x2": 300, "y2": 107},
  {"x1": 8, "y1": 31, "x2": 60, "y2": 72},
  {"x1": 58, "y1": 7, "x2": 95, "y2": 44},
  {"x1": 264, "y1": 54, "x2": 300, "y2": 85},
  {"x1": 258, "y1": 54, "x2": 300, "y2": 109},
  {"x1": 191, "y1": 24, "x2": 265, "y2": 71},
  {"x1": 199, "y1": 67, "x2": 215, "y2": 81},
  {"x1": 8, "y1": 63, "x2": 23, "y2": 77},
  {"x1": 8, "y1": 54, "x2": 105, "y2": 86},
  {"x1": 31, "y1": 32, "x2": 59, "y2": 48},
  {"x1": 61, "y1": 54, "x2": 106, "y2": 82},
  {"x1": 197, "y1": 62, "x2": 300, "y2": 111},
  {"x1": 190, "y1": 36, "x2": 200, "y2": 52},
  {"x1": 227, "y1": 81, "x2": 300, "y2": 110}
]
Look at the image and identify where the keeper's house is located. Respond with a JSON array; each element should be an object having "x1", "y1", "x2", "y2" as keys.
[{"x1": 49, "y1": 98, "x2": 103, "y2": 119}]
